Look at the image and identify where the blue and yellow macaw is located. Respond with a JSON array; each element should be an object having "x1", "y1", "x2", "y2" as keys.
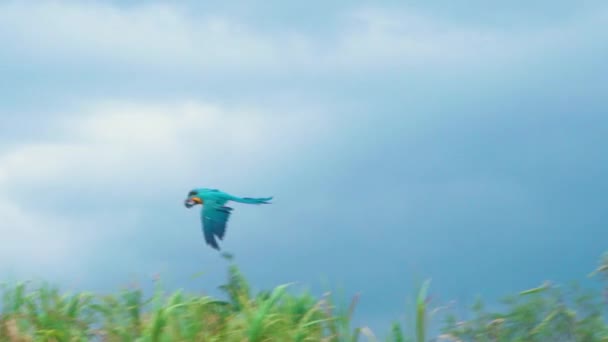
[{"x1": 184, "y1": 188, "x2": 273, "y2": 250}]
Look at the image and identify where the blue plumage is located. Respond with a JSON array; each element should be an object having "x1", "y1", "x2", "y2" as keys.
[{"x1": 184, "y1": 188, "x2": 272, "y2": 250}]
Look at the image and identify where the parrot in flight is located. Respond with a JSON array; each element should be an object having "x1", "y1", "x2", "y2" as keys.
[{"x1": 184, "y1": 188, "x2": 273, "y2": 250}]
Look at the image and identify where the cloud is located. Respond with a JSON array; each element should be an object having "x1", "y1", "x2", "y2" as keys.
[
  {"x1": 0, "y1": 99, "x2": 330, "y2": 274},
  {"x1": 0, "y1": 100, "x2": 327, "y2": 189},
  {"x1": 2, "y1": 1, "x2": 601, "y2": 73},
  {"x1": 0, "y1": 1, "x2": 297, "y2": 70},
  {"x1": 0, "y1": 197, "x2": 81, "y2": 272}
]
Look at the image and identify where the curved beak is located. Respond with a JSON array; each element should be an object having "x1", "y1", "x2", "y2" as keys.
[{"x1": 184, "y1": 197, "x2": 203, "y2": 208}]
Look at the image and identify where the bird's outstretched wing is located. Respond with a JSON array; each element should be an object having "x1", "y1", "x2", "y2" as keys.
[{"x1": 200, "y1": 199, "x2": 233, "y2": 250}]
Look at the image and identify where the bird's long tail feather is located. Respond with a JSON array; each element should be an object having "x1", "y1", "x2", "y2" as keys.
[{"x1": 229, "y1": 196, "x2": 273, "y2": 204}]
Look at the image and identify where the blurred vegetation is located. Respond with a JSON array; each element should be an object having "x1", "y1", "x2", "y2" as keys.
[{"x1": 1, "y1": 252, "x2": 607, "y2": 341}]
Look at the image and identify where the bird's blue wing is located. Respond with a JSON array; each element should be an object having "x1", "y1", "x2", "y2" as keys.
[{"x1": 200, "y1": 199, "x2": 233, "y2": 250}]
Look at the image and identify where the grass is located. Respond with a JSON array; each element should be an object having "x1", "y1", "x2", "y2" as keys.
[{"x1": 1, "y1": 252, "x2": 607, "y2": 341}]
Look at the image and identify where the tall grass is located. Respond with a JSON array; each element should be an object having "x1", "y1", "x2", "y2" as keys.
[{"x1": 1, "y1": 252, "x2": 607, "y2": 341}]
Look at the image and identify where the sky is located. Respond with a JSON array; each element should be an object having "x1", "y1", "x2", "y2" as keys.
[{"x1": 0, "y1": 0, "x2": 607, "y2": 336}]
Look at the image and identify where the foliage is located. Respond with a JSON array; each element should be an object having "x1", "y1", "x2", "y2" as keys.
[
  {"x1": 0, "y1": 253, "x2": 607, "y2": 341},
  {"x1": 438, "y1": 253, "x2": 608, "y2": 342}
]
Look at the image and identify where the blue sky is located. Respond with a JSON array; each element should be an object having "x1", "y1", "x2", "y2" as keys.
[{"x1": 1, "y1": 0, "x2": 607, "y2": 336}]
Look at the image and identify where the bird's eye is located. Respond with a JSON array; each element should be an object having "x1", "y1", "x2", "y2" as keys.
[{"x1": 188, "y1": 190, "x2": 197, "y2": 197}]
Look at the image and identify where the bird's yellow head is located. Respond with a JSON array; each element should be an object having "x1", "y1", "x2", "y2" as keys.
[{"x1": 184, "y1": 189, "x2": 204, "y2": 208}]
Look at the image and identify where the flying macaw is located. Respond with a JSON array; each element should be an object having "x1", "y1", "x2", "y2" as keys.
[{"x1": 184, "y1": 188, "x2": 273, "y2": 250}]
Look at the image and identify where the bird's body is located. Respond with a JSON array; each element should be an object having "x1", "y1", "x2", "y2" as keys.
[{"x1": 184, "y1": 188, "x2": 272, "y2": 250}]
